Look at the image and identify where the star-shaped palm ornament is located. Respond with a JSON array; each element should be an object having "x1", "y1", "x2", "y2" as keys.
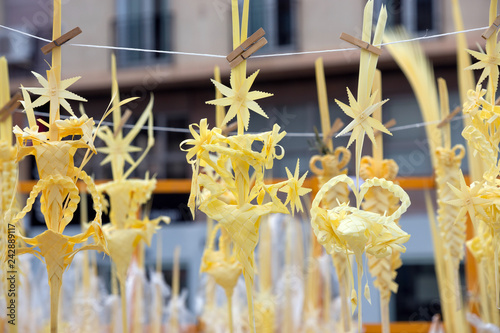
[
  {"x1": 335, "y1": 88, "x2": 390, "y2": 147},
  {"x1": 279, "y1": 159, "x2": 311, "y2": 215},
  {"x1": 446, "y1": 172, "x2": 490, "y2": 227},
  {"x1": 25, "y1": 68, "x2": 87, "y2": 118},
  {"x1": 467, "y1": 41, "x2": 500, "y2": 94},
  {"x1": 96, "y1": 98, "x2": 154, "y2": 181},
  {"x1": 335, "y1": 87, "x2": 390, "y2": 184},
  {"x1": 97, "y1": 128, "x2": 143, "y2": 169},
  {"x1": 206, "y1": 70, "x2": 272, "y2": 132}
]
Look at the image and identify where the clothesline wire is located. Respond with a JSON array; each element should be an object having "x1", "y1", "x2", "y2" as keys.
[
  {"x1": 0, "y1": 24, "x2": 488, "y2": 59},
  {"x1": 25, "y1": 109, "x2": 466, "y2": 137}
]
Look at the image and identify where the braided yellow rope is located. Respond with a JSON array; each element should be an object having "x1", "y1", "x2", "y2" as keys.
[
  {"x1": 435, "y1": 145, "x2": 466, "y2": 272},
  {"x1": 77, "y1": 169, "x2": 103, "y2": 226},
  {"x1": 359, "y1": 178, "x2": 410, "y2": 223},
  {"x1": 360, "y1": 156, "x2": 401, "y2": 300},
  {"x1": 11, "y1": 175, "x2": 77, "y2": 229},
  {"x1": 310, "y1": 148, "x2": 351, "y2": 208}
]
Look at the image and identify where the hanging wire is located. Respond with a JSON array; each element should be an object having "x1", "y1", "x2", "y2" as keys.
[
  {"x1": 0, "y1": 24, "x2": 487, "y2": 59},
  {"x1": 26, "y1": 108, "x2": 467, "y2": 137}
]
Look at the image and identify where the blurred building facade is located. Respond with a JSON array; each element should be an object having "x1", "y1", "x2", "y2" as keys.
[{"x1": 0, "y1": 0, "x2": 490, "y2": 321}]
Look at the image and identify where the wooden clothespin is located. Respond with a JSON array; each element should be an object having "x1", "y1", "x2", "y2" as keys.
[
  {"x1": 41, "y1": 27, "x2": 82, "y2": 54},
  {"x1": 340, "y1": 32, "x2": 382, "y2": 56},
  {"x1": 322, "y1": 118, "x2": 344, "y2": 146},
  {"x1": 437, "y1": 106, "x2": 461, "y2": 128},
  {"x1": 114, "y1": 109, "x2": 132, "y2": 138},
  {"x1": 222, "y1": 121, "x2": 238, "y2": 136},
  {"x1": 374, "y1": 118, "x2": 396, "y2": 136},
  {"x1": 227, "y1": 28, "x2": 267, "y2": 68},
  {"x1": 0, "y1": 92, "x2": 22, "y2": 121},
  {"x1": 482, "y1": 15, "x2": 500, "y2": 39}
]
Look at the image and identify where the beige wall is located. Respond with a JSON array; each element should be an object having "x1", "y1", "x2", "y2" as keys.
[
  {"x1": 299, "y1": 0, "x2": 364, "y2": 51},
  {"x1": 441, "y1": 0, "x2": 490, "y2": 32},
  {"x1": 61, "y1": 0, "x2": 114, "y2": 79},
  {"x1": 0, "y1": 0, "x2": 4, "y2": 24},
  {"x1": 170, "y1": 0, "x2": 231, "y2": 65}
]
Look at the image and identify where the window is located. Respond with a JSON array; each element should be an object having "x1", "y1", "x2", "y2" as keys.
[
  {"x1": 115, "y1": 0, "x2": 172, "y2": 67},
  {"x1": 394, "y1": 263, "x2": 465, "y2": 321},
  {"x1": 150, "y1": 113, "x2": 189, "y2": 179},
  {"x1": 375, "y1": 0, "x2": 437, "y2": 35},
  {"x1": 150, "y1": 194, "x2": 193, "y2": 222},
  {"x1": 248, "y1": 0, "x2": 295, "y2": 51}
]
